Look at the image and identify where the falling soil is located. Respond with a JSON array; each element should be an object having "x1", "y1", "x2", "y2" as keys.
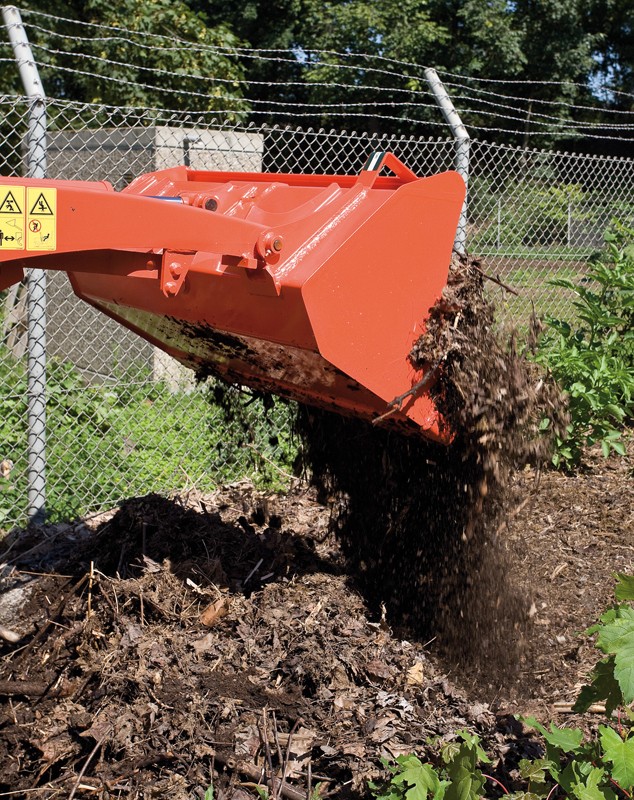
[{"x1": 295, "y1": 253, "x2": 568, "y2": 680}]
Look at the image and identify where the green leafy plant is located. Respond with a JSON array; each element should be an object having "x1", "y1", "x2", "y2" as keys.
[
  {"x1": 535, "y1": 223, "x2": 634, "y2": 467},
  {"x1": 520, "y1": 573, "x2": 634, "y2": 800},
  {"x1": 369, "y1": 732, "x2": 490, "y2": 800},
  {"x1": 0, "y1": 349, "x2": 297, "y2": 528},
  {"x1": 574, "y1": 573, "x2": 634, "y2": 716}
]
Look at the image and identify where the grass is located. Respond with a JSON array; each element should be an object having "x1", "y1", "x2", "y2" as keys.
[{"x1": 0, "y1": 351, "x2": 297, "y2": 529}]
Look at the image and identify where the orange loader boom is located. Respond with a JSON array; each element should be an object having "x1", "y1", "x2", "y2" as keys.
[{"x1": 0, "y1": 152, "x2": 465, "y2": 444}]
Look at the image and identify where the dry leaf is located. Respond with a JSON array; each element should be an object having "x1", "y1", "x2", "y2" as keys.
[
  {"x1": 283, "y1": 726, "x2": 316, "y2": 779},
  {"x1": 406, "y1": 661, "x2": 425, "y2": 686},
  {"x1": 366, "y1": 659, "x2": 393, "y2": 680},
  {"x1": 342, "y1": 741, "x2": 366, "y2": 758},
  {"x1": 200, "y1": 597, "x2": 230, "y2": 627},
  {"x1": 192, "y1": 632, "x2": 216, "y2": 654}
]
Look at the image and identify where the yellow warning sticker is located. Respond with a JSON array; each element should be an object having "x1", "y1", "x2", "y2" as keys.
[
  {"x1": 0, "y1": 185, "x2": 25, "y2": 250},
  {"x1": 26, "y1": 187, "x2": 56, "y2": 251}
]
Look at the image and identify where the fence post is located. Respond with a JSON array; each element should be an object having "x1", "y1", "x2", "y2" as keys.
[
  {"x1": 2, "y1": 5, "x2": 48, "y2": 522},
  {"x1": 424, "y1": 68, "x2": 470, "y2": 254}
]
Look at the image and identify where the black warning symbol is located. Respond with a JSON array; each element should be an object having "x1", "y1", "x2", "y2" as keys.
[
  {"x1": 29, "y1": 192, "x2": 54, "y2": 216},
  {"x1": 0, "y1": 190, "x2": 22, "y2": 214}
]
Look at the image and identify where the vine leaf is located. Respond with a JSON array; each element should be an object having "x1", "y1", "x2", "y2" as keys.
[
  {"x1": 523, "y1": 718, "x2": 584, "y2": 753},
  {"x1": 390, "y1": 755, "x2": 447, "y2": 800},
  {"x1": 596, "y1": 618, "x2": 634, "y2": 703}
]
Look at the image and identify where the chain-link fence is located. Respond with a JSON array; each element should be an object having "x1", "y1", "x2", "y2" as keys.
[{"x1": 1, "y1": 91, "x2": 633, "y2": 529}]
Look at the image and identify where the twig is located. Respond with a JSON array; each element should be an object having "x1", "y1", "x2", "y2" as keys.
[
  {"x1": 279, "y1": 719, "x2": 302, "y2": 800},
  {"x1": 0, "y1": 679, "x2": 66, "y2": 697},
  {"x1": 16, "y1": 570, "x2": 72, "y2": 578},
  {"x1": 272, "y1": 711, "x2": 285, "y2": 779},
  {"x1": 261, "y1": 710, "x2": 278, "y2": 798},
  {"x1": 373, "y1": 357, "x2": 444, "y2": 425},
  {"x1": 471, "y1": 263, "x2": 520, "y2": 296},
  {"x1": 68, "y1": 729, "x2": 110, "y2": 800},
  {"x1": 307, "y1": 758, "x2": 312, "y2": 800},
  {"x1": 87, "y1": 561, "x2": 95, "y2": 619},
  {"x1": 200, "y1": 746, "x2": 307, "y2": 800},
  {"x1": 244, "y1": 558, "x2": 263, "y2": 586},
  {"x1": 11, "y1": 574, "x2": 88, "y2": 664}
]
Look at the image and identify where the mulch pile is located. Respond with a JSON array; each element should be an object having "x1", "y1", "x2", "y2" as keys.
[
  {"x1": 0, "y1": 451, "x2": 633, "y2": 798},
  {"x1": 0, "y1": 255, "x2": 631, "y2": 799}
]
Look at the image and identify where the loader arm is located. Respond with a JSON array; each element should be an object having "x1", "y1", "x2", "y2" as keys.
[{"x1": 0, "y1": 153, "x2": 465, "y2": 443}]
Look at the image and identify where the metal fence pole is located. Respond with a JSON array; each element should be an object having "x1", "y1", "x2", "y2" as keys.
[
  {"x1": 424, "y1": 68, "x2": 470, "y2": 254},
  {"x1": 2, "y1": 5, "x2": 48, "y2": 522}
]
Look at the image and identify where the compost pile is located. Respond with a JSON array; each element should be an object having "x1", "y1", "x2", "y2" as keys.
[
  {"x1": 3, "y1": 253, "x2": 629, "y2": 800},
  {"x1": 0, "y1": 487, "x2": 527, "y2": 800}
]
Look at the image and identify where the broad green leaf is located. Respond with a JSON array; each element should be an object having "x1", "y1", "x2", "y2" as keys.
[
  {"x1": 456, "y1": 732, "x2": 491, "y2": 764},
  {"x1": 600, "y1": 727, "x2": 634, "y2": 789},
  {"x1": 441, "y1": 742, "x2": 461, "y2": 765},
  {"x1": 596, "y1": 617, "x2": 634, "y2": 656},
  {"x1": 508, "y1": 793, "x2": 544, "y2": 800},
  {"x1": 615, "y1": 575, "x2": 634, "y2": 602},
  {"x1": 519, "y1": 758, "x2": 551, "y2": 784},
  {"x1": 204, "y1": 786, "x2": 214, "y2": 800},
  {"x1": 573, "y1": 657, "x2": 623, "y2": 716},
  {"x1": 523, "y1": 718, "x2": 584, "y2": 753},
  {"x1": 391, "y1": 757, "x2": 443, "y2": 800},
  {"x1": 613, "y1": 635, "x2": 634, "y2": 704},
  {"x1": 443, "y1": 767, "x2": 485, "y2": 800},
  {"x1": 572, "y1": 766, "x2": 615, "y2": 800}
]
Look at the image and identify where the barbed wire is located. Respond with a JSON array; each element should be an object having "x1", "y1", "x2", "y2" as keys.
[
  {"x1": 24, "y1": 37, "x2": 634, "y2": 131},
  {"x1": 19, "y1": 7, "x2": 634, "y2": 104},
  {"x1": 2, "y1": 7, "x2": 632, "y2": 144},
  {"x1": 12, "y1": 39, "x2": 633, "y2": 136},
  {"x1": 25, "y1": 64, "x2": 634, "y2": 140},
  {"x1": 16, "y1": 8, "x2": 634, "y2": 104},
  {"x1": 442, "y1": 79, "x2": 634, "y2": 116}
]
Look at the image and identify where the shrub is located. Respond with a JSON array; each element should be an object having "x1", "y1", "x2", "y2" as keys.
[{"x1": 535, "y1": 223, "x2": 634, "y2": 467}]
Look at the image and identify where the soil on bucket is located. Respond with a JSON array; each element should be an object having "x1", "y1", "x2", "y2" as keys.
[{"x1": 0, "y1": 256, "x2": 631, "y2": 799}]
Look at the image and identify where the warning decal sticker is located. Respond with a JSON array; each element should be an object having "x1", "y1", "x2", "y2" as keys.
[
  {"x1": 0, "y1": 185, "x2": 25, "y2": 250},
  {"x1": 26, "y1": 187, "x2": 56, "y2": 251}
]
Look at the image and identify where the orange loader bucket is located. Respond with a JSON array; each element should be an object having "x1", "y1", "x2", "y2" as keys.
[{"x1": 0, "y1": 152, "x2": 465, "y2": 443}]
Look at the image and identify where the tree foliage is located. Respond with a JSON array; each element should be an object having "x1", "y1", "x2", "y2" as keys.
[{"x1": 13, "y1": 0, "x2": 246, "y2": 111}]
